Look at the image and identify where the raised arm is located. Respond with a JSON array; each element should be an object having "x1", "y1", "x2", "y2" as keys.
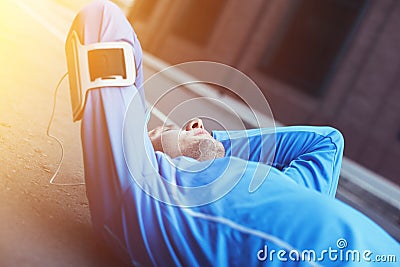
[{"x1": 71, "y1": 0, "x2": 151, "y2": 233}]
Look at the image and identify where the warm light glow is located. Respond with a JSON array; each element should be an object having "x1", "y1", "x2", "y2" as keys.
[
  {"x1": 0, "y1": 0, "x2": 92, "y2": 116},
  {"x1": 0, "y1": 0, "x2": 91, "y2": 185}
]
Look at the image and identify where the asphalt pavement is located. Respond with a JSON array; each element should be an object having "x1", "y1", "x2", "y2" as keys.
[
  {"x1": 0, "y1": 1, "x2": 398, "y2": 267},
  {"x1": 0, "y1": 1, "x2": 130, "y2": 266}
]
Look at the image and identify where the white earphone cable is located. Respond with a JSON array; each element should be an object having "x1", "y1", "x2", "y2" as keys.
[{"x1": 46, "y1": 72, "x2": 85, "y2": 186}]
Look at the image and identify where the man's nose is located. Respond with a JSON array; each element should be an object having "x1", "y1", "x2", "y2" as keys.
[{"x1": 184, "y1": 118, "x2": 204, "y2": 131}]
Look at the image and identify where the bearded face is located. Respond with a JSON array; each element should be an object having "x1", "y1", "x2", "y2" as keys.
[{"x1": 148, "y1": 118, "x2": 225, "y2": 161}]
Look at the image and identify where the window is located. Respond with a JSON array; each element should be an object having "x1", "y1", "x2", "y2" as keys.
[
  {"x1": 259, "y1": 0, "x2": 367, "y2": 97},
  {"x1": 172, "y1": 0, "x2": 226, "y2": 46},
  {"x1": 130, "y1": 0, "x2": 158, "y2": 22}
]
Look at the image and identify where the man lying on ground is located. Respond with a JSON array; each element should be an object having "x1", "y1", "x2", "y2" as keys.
[{"x1": 69, "y1": 1, "x2": 400, "y2": 266}]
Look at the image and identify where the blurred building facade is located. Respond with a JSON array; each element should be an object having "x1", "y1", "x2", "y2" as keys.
[{"x1": 128, "y1": 0, "x2": 400, "y2": 185}]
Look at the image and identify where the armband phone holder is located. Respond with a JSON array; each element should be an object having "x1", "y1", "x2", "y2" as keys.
[{"x1": 65, "y1": 31, "x2": 136, "y2": 122}]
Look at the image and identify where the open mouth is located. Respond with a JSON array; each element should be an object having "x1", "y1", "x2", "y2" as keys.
[{"x1": 194, "y1": 129, "x2": 210, "y2": 136}]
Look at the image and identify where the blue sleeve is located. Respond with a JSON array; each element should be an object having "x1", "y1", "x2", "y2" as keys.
[
  {"x1": 212, "y1": 126, "x2": 344, "y2": 197},
  {"x1": 74, "y1": 3, "x2": 400, "y2": 267}
]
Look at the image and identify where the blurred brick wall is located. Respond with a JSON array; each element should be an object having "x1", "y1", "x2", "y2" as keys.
[{"x1": 128, "y1": 0, "x2": 400, "y2": 184}]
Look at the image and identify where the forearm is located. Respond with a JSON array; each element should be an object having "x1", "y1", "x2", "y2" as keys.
[{"x1": 213, "y1": 126, "x2": 344, "y2": 196}]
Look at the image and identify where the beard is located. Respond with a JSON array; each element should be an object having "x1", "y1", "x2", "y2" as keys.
[{"x1": 181, "y1": 138, "x2": 225, "y2": 162}]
